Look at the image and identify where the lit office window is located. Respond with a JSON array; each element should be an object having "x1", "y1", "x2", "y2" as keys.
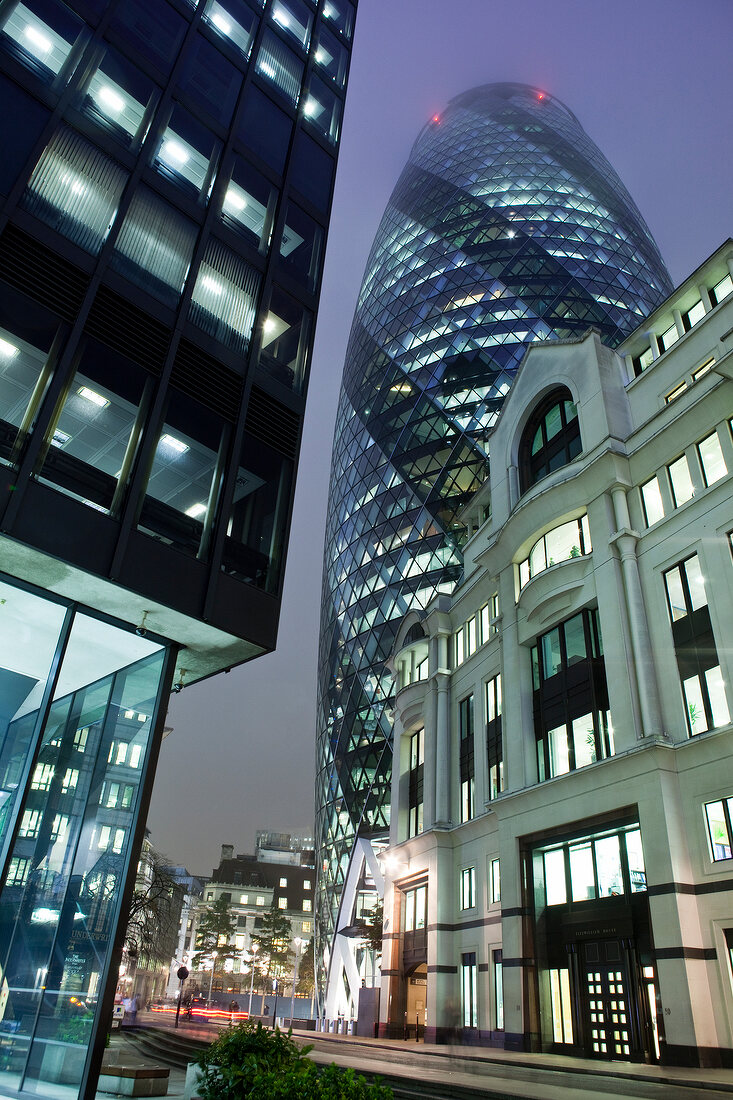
[
  {"x1": 0, "y1": 0, "x2": 83, "y2": 83},
  {"x1": 81, "y1": 46, "x2": 157, "y2": 148},
  {"x1": 640, "y1": 476, "x2": 664, "y2": 526},
  {"x1": 154, "y1": 107, "x2": 220, "y2": 199},
  {"x1": 485, "y1": 673, "x2": 503, "y2": 800},
  {"x1": 550, "y1": 969, "x2": 574, "y2": 1044},
  {"x1": 321, "y1": 0, "x2": 354, "y2": 41},
  {"x1": 270, "y1": 0, "x2": 312, "y2": 51},
  {"x1": 21, "y1": 126, "x2": 128, "y2": 255},
  {"x1": 668, "y1": 453, "x2": 694, "y2": 506},
  {"x1": 279, "y1": 202, "x2": 322, "y2": 290},
  {"x1": 705, "y1": 797, "x2": 733, "y2": 861},
  {"x1": 407, "y1": 727, "x2": 423, "y2": 839},
  {"x1": 313, "y1": 24, "x2": 348, "y2": 87},
  {"x1": 711, "y1": 273, "x2": 733, "y2": 306},
  {"x1": 493, "y1": 950, "x2": 504, "y2": 1030},
  {"x1": 0, "y1": 289, "x2": 59, "y2": 466},
  {"x1": 697, "y1": 431, "x2": 727, "y2": 487},
  {"x1": 202, "y1": 0, "x2": 257, "y2": 60},
  {"x1": 460, "y1": 866, "x2": 475, "y2": 910},
  {"x1": 459, "y1": 694, "x2": 474, "y2": 823},
  {"x1": 490, "y1": 858, "x2": 500, "y2": 904},
  {"x1": 403, "y1": 884, "x2": 426, "y2": 931},
  {"x1": 682, "y1": 299, "x2": 706, "y2": 331},
  {"x1": 461, "y1": 952, "x2": 477, "y2": 1028},
  {"x1": 112, "y1": 186, "x2": 197, "y2": 307},
  {"x1": 140, "y1": 391, "x2": 226, "y2": 557},
  {"x1": 302, "y1": 74, "x2": 340, "y2": 145},
  {"x1": 519, "y1": 515, "x2": 591, "y2": 588},
  {"x1": 259, "y1": 287, "x2": 311, "y2": 393},
  {"x1": 220, "y1": 156, "x2": 278, "y2": 253},
  {"x1": 631, "y1": 345, "x2": 654, "y2": 375},
  {"x1": 658, "y1": 323, "x2": 679, "y2": 354},
  {"x1": 37, "y1": 340, "x2": 153, "y2": 513},
  {"x1": 255, "y1": 29, "x2": 303, "y2": 107},
  {"x1": 222, "y1": 429, "x2": 293, "y2": 594},
  {"x1": 664, "y1": 554, "x2": 730, "y2": 735},
  {"x1": 189, "y1": 238, "x2": 261, "y2": 354}
]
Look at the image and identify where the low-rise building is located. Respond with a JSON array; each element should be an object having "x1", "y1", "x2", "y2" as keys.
[{"x1": 380, "y1": 242, "x2": 733, "y2": 1067}]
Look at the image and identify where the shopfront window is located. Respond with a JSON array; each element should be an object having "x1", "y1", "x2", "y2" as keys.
[{"x1": 0, "y1": 580, "x2": 168, "y2": 1099}]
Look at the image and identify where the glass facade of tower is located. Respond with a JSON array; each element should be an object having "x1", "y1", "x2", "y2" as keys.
[
  {"x1": 315, "y1": 83, "x2": 672, "y2": 1006},
  {"x1": 0, "y1": 0, "x2": 354, "y2": 1092}
]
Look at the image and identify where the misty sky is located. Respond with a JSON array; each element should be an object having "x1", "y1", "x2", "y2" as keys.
[{"x1": 146, "y1": 0, "x2": 733, "y2": 876}]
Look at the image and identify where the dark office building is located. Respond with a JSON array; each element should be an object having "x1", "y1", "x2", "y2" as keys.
[
  {"x1": 0, "y1": 0, "x2": 354, "y2": 1094},
  {"x1": 315, "y1": 82, "x2": 672, "y2": 1017}
]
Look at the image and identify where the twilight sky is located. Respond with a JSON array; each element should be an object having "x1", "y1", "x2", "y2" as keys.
[{"x1": 147, "y1": 0, "x2": 733, "y2": 876}]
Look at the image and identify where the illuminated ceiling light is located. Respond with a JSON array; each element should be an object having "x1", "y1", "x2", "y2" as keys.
[
  {"x1": 315, "y1": 48, "x2": 326, "y2": 64},
  {"x1": 263, "y1": 316, "x2": 277, "y2": 334},
  {"x1": 390, "y1": 382, "x2": 412, "y2": 394},
  {"x1": 185, "y1": 502, "x2": 207, "y2": 518},
  {"x1": 97, "y1": 85, "x2": 125, "y2": 114},
  {"x1": 51, "y1": 429, "x2": 71, "y2": 448},
  {"x1": 211, "y1": 10, "x2": 232, "y2": 34},
  {"x1": 160, "y1": 139, "x2": 189, "y2": 166},
  {"x1": 137, "y1": 713, "x2": 147, "y2": 722},
  {"x1": 323, "y1": 2, "x2": 335, "y2": 17},
  {"x1": 303, "y1": 97, "x2": 318, "y2": 117},
  {"x1": 260, "y1": 61, "x2": 276, "y2": 79},
  {"x1": 507, "y1": 229, "x2": 516, "y2": 238},
  {"x1": 159, "y1": 433, "x2": 189, "y2": 454},
  {"x1": 0, "y1": 337, "x2": 19, "y2": 357},
  {"x1": 224, "y1": 186, "x2": 246, "y2": 211},
  {"x1": 78, "y1": 386, "x2": 109, "y2": 408},
  {"x1": 31, "y1": 907, "x2": 60, "y2": 924},
  {"x1": 273, "y1": 9, "x2": 291, "y2": 28},
  {"x1": 201, "y1": 274, "x2": 223, "y2": 296},
  {"x1": 23, "y1": 24, "x2": 52, "y2": 55},
  {"x1": 124, "y1": 709, "x2": 135, "y2": 719}
]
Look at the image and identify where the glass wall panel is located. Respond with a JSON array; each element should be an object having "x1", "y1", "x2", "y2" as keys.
[
  {"x1": 0, "y1": 598, "x2": 165, "y2": 1099},
  {"x1": 189, "y1": 237, "x2": 261, "y2": 353},
  {"x1": 543, "y1": 849, "x2": 566, "y2": 905},
  {"x1": 313, "y1": 24, "x2": 347, "y2": 87},
  {"x1": 0, "y1": 74, "x2": 51, "y2": 198},
  {"x1": 154, "y1": 106, "x2": 220, "y2": 200},
  {"x1": 270, "y1": 0, "x2": 311, "y2": 51},
  {"x1": 222, "y1": 431, "x2": 293, "y2": 593},
  {"x1": 0, "y1": 285, "x2": 60, "y2": 465},
  {"x1": 595, "y1": 834, "x2": 623, "y2": 896},
  {"x1": 258, "y1": 286, "x2": 311, "y2": 392},
  {"x1": 21, "y1": 126, "x2": 128, "y2": 255},
  {"x1": 111, "y1": 186, "x2": 198, "y2": 307},
  {"x1": 569, "y1": 842, "x2": 594, "y2": 901},
  {"x1": 178, "y1": 34, "x2": 241, "y2": 126},
  {"x1": 625, "y1": 830, "x2": 646, "y2": 890},
  {"x1": 303, "y1": 74, "x2": 340, "y2": 145},
  {"x1": 289, "y1": 130, "x2": 333, "y2": 210},
  {"x1": 220, "y1": 156, "x2": 278, "y2": 252},
  {"x1": 641, "y1": 477, "x2": 664, "y2": 526},
  {"x1": 80, "y1": 45, "x2": 157, "y2": 149},
  {"x1": 202, "y1": 0, "x2": 257, "y2": 61},
  {"x1": 255, "y1": 28, "x2": 303, "y2": 107},
  {"x1": 237, "y1": 86, "x2": 292, "y2": 174},
  {"x1": 697, "y1": 431, "x2": 726, "y2": 487},
  {"x1": 279, "y1": 202, "x2": 322, "y2": 290},
  {"x1": 0, "y1": 0, "x2": 84, "y2": 83},
  {"x1": 139, "y1": 390, "x2": 226, "y2": 556},
  {"x1": 37, "y1": 339, "x2": 154, "y2": 512},
  {"x1": 109, "y1": 0, "x2": 186, "y2": 77},
  {"x1": 668, "y1": 454, "x2": 694, "y2": 506}
]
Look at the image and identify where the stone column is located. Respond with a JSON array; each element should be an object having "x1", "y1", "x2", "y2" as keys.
[{"x1": 434, "y1": 671, "x2": 451, "y2": 826}]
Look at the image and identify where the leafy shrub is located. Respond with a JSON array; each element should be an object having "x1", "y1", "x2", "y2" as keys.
[{"x1": 195, "y1": 1024, "x2": 392, "y2": 1100}]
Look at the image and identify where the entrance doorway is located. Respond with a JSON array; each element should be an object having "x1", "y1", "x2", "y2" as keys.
[
  {"x1": 580, "y1": 940, "x2": 634, "y2": 1058},
  {"x1": 406, "y1": 965, "x2": 427, "y2": 1037}
]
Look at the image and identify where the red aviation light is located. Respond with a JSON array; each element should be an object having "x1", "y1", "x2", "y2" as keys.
[
  {"x1": 537, "y1": 92, "x2": 546, "y2": 101},
  {"x1": 432, "y1": 114, "x2": 440, "y2": 123}
]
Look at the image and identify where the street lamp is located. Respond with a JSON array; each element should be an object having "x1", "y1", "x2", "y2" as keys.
[
  {"x1": 247, "y1": 942, "x2": 259, "y2": 1018},
  {"x1": 207, "y1": 951, "x2": 218, "y2": 1004},
  {"x1": 290, "y1": 937, "x2": 303, "y2": 1025}
]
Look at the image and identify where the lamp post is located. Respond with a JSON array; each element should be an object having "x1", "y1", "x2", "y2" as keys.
[
  {"x1": 247, "y1": 943, "x2": 259, "y2": 1018},
  {"x1": 289, "y1": 937, "x2": 303, "y2": 1025},
  {"x1": 207, "y1": 951, "x2": 218, "y2": 1005}
]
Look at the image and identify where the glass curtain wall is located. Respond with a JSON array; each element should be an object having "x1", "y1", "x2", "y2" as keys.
[{"x1": 0, "y1": 574, "x2": 172, "y2": 1099}]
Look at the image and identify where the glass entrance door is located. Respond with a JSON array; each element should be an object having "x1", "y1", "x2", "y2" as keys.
[{"x1": 581, "y1": 941, "x2": 636, "y2": 1059}]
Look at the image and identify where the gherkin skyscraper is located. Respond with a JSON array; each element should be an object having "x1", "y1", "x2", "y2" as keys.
[{"x1": 315, "y1": 82, "x2": 672, "y2": 1014}]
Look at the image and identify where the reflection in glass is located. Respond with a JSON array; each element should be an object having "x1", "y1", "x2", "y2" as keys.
[
  {"x1": 571, "y1": 714, "x2": 596, "y2": 769},
  {"x1": 139, "y1": 391, "x2": 226, "y2": 556},
  {"x1": 279, "y1": 202, "x2": 322, "y2": 289},
  {"x1": 222, "y1": 430, "x2": 293, "y2": 593},
  {"x1": 0, "y1": 290, "x2": 58, "y2": 466},
  {"x1": 321, "y1": 0, "x2": 354, "y2": 41}
]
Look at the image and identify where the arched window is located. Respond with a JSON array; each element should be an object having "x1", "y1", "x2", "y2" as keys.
[{"x1": 520, "y1": 387, "x2": 581, "y2": 491}]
